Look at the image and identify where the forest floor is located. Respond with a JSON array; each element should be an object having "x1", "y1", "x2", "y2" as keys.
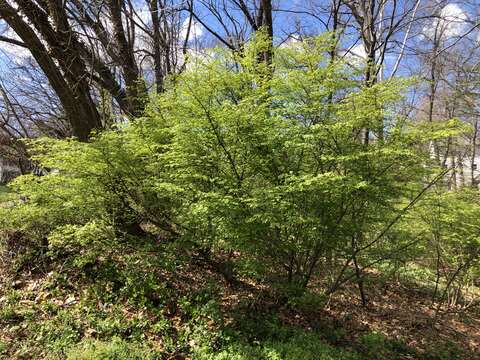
[{"x1": 0, "y1": 249, "x2": 479, "y2": 359}]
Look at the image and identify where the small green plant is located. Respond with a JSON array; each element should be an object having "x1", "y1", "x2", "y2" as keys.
[
  {"x1": 66, "y1": 337, "x2": 158, "y2": 360},
  {"x1": 0, "y1": 339, "x2": 7, "y2": 356},
  {"x1": 358, "y1": 332, "x2": 415, "y2": 360},
  {"x1": 288, "y1": 291, "x2": 327, "y2": 313},
  {"x1": 0, "y1": 185, "x2": 17, "y2": 203},
  {"x1": 423, "y1": 341, "x2": 465, "y2": 360},
  {"x1": 28, "y1": 309, "x2": 83, "y2": 355},
  {"x1": 0, "y1": 305, "x2": 22, "y2": 323},
  {"x1": 195, "y1": 328, "x2": 361, "y2": 360},
  {"x1": 359, "y1": 331, "x2": 389, "y2": 359}
]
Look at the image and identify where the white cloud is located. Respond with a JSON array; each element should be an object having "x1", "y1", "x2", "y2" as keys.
[
  {"x1": 135, "y1": 6, "x2": 151, "y2": 27},
  {"x1": 422, "y1": 4, "x2": 468, "y2": 40},
  {"x1": 348, "y1": 43, "x2": 367, "y2": 60},
  {"x1": 180, "y1": 18, "x2": 204, "y2": 41},
  {"x1": 341, "y1": 43, "x2": 368, "y2": 67},
  {"x1": 279, "y1": 35, "x2": 302, "y2": 49}
]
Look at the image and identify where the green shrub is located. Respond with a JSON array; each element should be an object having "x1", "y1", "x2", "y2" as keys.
[{"x1": 0, "y1": 34, "x2": 456, "y2": 294}]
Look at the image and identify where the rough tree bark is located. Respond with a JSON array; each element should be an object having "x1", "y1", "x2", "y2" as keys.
[{"x1": 0, "y1": 0, "x2": 102, "y2": 141}]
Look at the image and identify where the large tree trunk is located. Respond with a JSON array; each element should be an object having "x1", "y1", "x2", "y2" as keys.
[
  {"x1": 150, "y1": 0, "x2": 165, "y2": 93},
  {"x1": 257, "y1": 0, "x2": 273, "y2": 65},
  {"x1": 470, "y1": 120, "x2": 478, "y2": 187},
  {"x1": 345, "y1": 0, "x2": 379, "y2": 145},
  {"x1": 0, "y1": 0, "x2": 102, "y2": 141},
  {"x1": 108, "y1": 0, "x2": 148, "y2": 116}
]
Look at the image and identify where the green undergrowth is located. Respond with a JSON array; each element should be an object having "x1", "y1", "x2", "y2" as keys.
[
  {"x1": 0, "y1": 265, "x2": 470, "y2": 360},
  {"x1": 0, "y1": 229, "x2": 473, "y2": 360}
]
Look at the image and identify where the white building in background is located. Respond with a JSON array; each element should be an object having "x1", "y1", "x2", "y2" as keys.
[{"x1": 434, "y1": 142, "x2": 480, "y2": 189}]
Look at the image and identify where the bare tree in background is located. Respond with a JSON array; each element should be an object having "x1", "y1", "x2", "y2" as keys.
[
  {"x1": 190, "y1": 0, "x2": 273, "y2": 63},
  {"x1": 409, "y1": 0, "x2": 480, "y2": 173},
  {"x1": 341, "y1": 0, "x2": 425, "y2": 144}
]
